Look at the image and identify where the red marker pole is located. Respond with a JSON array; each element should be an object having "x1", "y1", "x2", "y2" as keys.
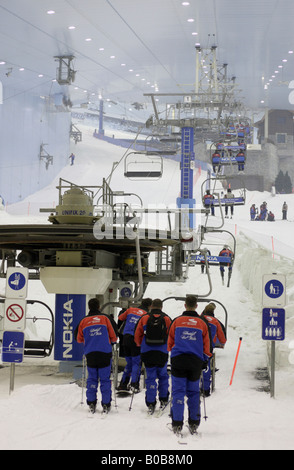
[{"x1": 229, "y1": 337, "x2": 242, "y2": 386}]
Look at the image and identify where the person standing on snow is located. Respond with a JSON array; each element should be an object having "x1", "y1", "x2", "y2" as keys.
[
  {"x1": 75, "y1": 297, "x2": 118, "y2": 414},
  {"x1": 282, "y1": 201, "x2": 288, "y2": 220},
  {"x1": 167, "y1": 295, "x2": 212, "y2": 435},
  {"x1": 117, "y1": 298, "x2": 152, "y2": 392},
  {"x1": 134, "y1": 298, "x2": 172, "y2": 414},
  {"x1": 200, "y1": 302, "x2": 227, "y2": 396},
  {"x1": 69, "y1": 153, "x2": 75, "y2": 165}
]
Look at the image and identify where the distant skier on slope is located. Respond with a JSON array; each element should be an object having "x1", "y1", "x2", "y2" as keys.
[{"x1": 219, "y1": 245, "x2": 234, "y2": 286}]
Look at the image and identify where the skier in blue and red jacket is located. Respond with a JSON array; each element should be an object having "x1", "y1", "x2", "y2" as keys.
[
  {"x1": 201, "y1": 302, "x2": 226, "y2": 396},
  {"x1": 134, "y1": 298, "x2": 172, "y2": 412},
  {"x1": 117, "y1": 298, "x2": 152, "y2": 392},
  {"x1": 167, "y1": 295, "x2": 212, "y2": 434},
  {"x1": 75, "y1": 297, "x2": 118, "y2": 414}
]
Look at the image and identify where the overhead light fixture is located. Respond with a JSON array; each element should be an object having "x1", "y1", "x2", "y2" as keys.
[
  {"x1": 68, "y1": 26, "x2": 76, "y2": 30},
  {"x1": 192, "y1": 32, "x2": 198, "y2": 35},
  {"x1": 47, "y1": 10, "x2": 55, "y2": 14},
  {"x1": 282, "y1": 59, "x2": 287, "y2": 62},
  {"x1": 19, "y1": 68, "x2": 24, "y2": 71},
  {"x1": 85, "y1": 38, "x2": 92, "y2": 42},
  {"x1": 0, "y1": 61, "x2": 6, "y2": 65},
  {"x1": 187, "y1": 18, "x2": 194, "y2": 22},
  {"x1": 289, "y1": 50, "x2": 294, "y2": 54},
  {"x1": 99, "y1": 47, "x2": 104, "y2": 51},
  {"x1": 182, "y1": 2, "x2": 190, "y2": 5},
  {"x1": 38, "y1": 74, "x2": 44, "y2": 78}
]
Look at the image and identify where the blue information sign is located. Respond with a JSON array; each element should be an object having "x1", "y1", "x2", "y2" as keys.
[
  {"x1": 8, "y1": 272, "x2": 26, "y2": 291},
  {"x1": 2, "y1": 331, "x2": 25, "y2": 362},
  {"x1": 262, "y1": 274, "x2": 286, "y2": 307},
  {"x1": 120, "y1": 287, "x2": 132, "y2": 298},
  {"x1": 264, "y1": 280, "x2": 284, "y2": 299},
  {"x1": 262, "y1": 308, "x2": 285, "y2": 341}
]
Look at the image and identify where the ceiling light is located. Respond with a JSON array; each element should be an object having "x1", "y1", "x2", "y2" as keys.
[
  {"x1": 68, "y1": 26, "x2": 76, "y2": 30},
  {"x1": 110, "y1": 55, "x2": 115, "y2": 59},
  {"x1": 182, "y1": 2, "x2": 190, "y2": 5},
  {"x1": 129, "y1": 69, "x2": 133, "y2": 72},
  {"x1": 282, "y1": 59, "x2": 287, "y2": 62},
  {"x1": 99, "y1": 47, "x2": 104, "y2": 51},
  {"x1": 187, "y1": 18, "x2": 194, "y2": 22},
  {"x1": 289, "y1": 50, "x2": 294, "y2": 54},
  {"x1": 278, "y1": 65, "x2": 283, "y2": 68},
  {"x1": 0, "y1": 61, "x2": 6, "y2": 65},
  {"x1": 47, "y1": 10, "x2": 55, "y2": 14},
  {"x1": 19, "y1": 68, "x2": 24, "y2": 71},
  {"x1": 38, "y1": 74, "x2": 44, "y2": 78},
  {"x1": 192, "y1": 32, "x2": 198, "y2": 35},
  {"x1": 121, "y1": 63, "x2": 126, "y2": 66},
  {"x1": 85, "y1": 38, "x2": 92, "y2": 42}
]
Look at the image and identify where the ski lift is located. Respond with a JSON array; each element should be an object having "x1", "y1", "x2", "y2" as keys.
[
  {"x1": 124, "y1": 151, "x2": 163, "y2": 180},
  {"x1": 211, "y1": 141, "x2": 246, "y2": 172},
  {"x1": 24, "y1": 300, "x2": 54, "y2": 357},
  {"x1": 201, "y1": 176, "x2": 246, "y2": 208}
]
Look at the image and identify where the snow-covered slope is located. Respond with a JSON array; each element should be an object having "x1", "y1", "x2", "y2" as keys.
[{"x1": 0, "y1": 123, "x2": 294, "y2": 451}]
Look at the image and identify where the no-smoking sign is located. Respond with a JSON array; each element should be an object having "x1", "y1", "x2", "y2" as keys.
[{"x1": 4, "y1": 298, "x2": 26, "y2": 331}]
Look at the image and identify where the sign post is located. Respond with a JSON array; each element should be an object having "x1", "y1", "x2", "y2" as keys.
[
  {"x1": 2, "y1": 268, "x2": 28, "y2": 394},
  {"x1": 2, "y1": 331, "x2": 25, "y2": 394},
  {"x1": 262, "y1": 274, "x2": 286, "y2": 398}
]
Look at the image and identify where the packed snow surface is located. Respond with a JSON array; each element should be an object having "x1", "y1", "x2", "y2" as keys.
[{"x1": 0, "y1": 123, "x2": 294, "y2": 452}]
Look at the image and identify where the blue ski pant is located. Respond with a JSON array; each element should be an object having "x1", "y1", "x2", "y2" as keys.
[
  {"x1": 122, "y1": 354, "x2": 141, "y2": 385},
  {"x1": 202, "y1": 357, "x2": 211, "y2": 391},
  {"x1": 171, "y1": 375, "x2": 201, "y2": 424},
  {"x1": 86, "y1": 364, "x2": 112, "y2": 406},
  {"x1": 145, "y1": 364, "x2": 169, "y2": 405}
]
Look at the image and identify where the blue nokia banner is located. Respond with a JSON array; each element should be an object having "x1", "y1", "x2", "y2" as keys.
[{"x1": 54, "y1": 294, "x2": 86, "y2": 361}]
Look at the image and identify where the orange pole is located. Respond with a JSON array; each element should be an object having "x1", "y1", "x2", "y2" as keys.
[{"x1": 229, "y1": 337, "x2": 242, "y2": 386}]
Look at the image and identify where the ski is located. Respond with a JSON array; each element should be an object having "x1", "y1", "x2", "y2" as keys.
[
  {"x1": 101, "y1": 405, "x2": 111, "y2": 418},
  {"x1": 186, "y1": 424, "x2": 201, "y2": 437},
  {"x1": 154, "y1": 401, "x2": 170, "y2": 418},
  {"x1": 146, "y1": 406, "x2": 155, "y2": 418},
  {"x1": 166, "y1": 423, "x2": 187, "y2": 445}
]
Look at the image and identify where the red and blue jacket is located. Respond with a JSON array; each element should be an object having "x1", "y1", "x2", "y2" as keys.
[
  {"x1": 134, "y1": 309, "x2": 172, "y2": 367},
  {"x1": 76, "y1": 311, "x2": 117, "y2": 367},
  {"x1": 168, "y1": 311, "x2": 212, "y2": 363},
  {"x1": 118, "y1": 306, "x2": 147, "y2": 336},
  {"x1": 201, "y1": 313, "x2": 226, "y2": 348}
]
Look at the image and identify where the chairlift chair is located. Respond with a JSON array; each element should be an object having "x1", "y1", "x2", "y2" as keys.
[
  {"x1": 124, "y1": 151, "x2": 163, "y2": 180},
  {"x1": 201, "y1": 176, "x2": 246, "y2": 208},
  {"x1": 211, "y1": 141, "x2": 246, "y2": 172}
]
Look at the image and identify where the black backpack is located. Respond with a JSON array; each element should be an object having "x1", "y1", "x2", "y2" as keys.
[{"x1": 145, "y1": 312, "x2": 167, "y2": 345}]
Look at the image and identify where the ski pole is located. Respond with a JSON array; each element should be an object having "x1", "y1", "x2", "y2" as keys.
[
  {"x1": 229, "y1": 337, "x2": 242, "y2": 386},
  {"x1": 201, "y1": 371, "x2": 208, "y2": 421},
  {"x1": 129, "y1": 361, "x2": 142, "y2": 411},
  {"x1": 80, "y1": 354, "x2": 86, "y2": 405}
]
